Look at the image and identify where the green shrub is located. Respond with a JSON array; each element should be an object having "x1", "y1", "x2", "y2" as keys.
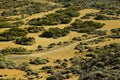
[
  {"x1": 109, "y1": 33, "x2": 120, "y2": 38},
  {"x1": 7, "y1": 21, "x2": 24, "y2": 28},
  {"x1": 26, "y1": 26, "x2": 45, "y2": 33},
  {"x1": 30, "y1": 57, "x2": 49, "y2": 65},
  {"x1": 111, "y1": 28, "x2": 120, "y2": 33},
  {"x1": 75, "y1": 44, "x2": 85, "y2": 52},
  {"x1": 0, "y1": 47, "x2": 32, "y2": 55},
  {"x1": 0, "y1": 21, "x2": 9, "y2": 28},
  {"x1": 0, "y1": 61, "x2": 6, "y2": 69},
  {"x1": 54, "y1": 59, "x2": 62, "y2": 64},
  {"x1": 37, "y1": 45, "x2": 43, "y2": 51},
  {"x1": 41, "y1": 66, "x2": 53, "y2": 70},
  {"x1": 40, "y1": 28, "x2": 70, "y2": 38},
  {"x1": 0, "y1": 0, "x2": 57, "y2": 16},
  {"x1": 6, "y1": 61, "x2": 17, "y2": 69},
  {"x1": 28, "y1": 13, "x2": 72, "y2": 26},
  {"x1": 69, "y1": 20, "x2": 104, "y2": 33},
  {"x1": 56, "y1": 8, "x2": 80, "y2": 17},
  {"x1": 0, "y1": 28, "x2": 28, "y2": 41},
  {"x1": 94, "y1": 14, "x2": 119, "y2": 20},
  {"x1": 15, "y1": 36, "x2": 35, "y2": 45}
]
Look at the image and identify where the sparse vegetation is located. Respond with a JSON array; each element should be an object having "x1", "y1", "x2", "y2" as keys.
[
  {"x1": 0, "y1": 0, "x2": 120, "y2": 79},
  {"x1": 47, "y1": 43, "x2": 120, "y2": 80},
  {"x1": 0, "y1": 0, "x2": 58, "y2": 17}
]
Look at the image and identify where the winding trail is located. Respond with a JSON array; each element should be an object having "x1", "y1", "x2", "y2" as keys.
[{"x1": 6, "y1": 37, "x2": 99, "y2": 61}]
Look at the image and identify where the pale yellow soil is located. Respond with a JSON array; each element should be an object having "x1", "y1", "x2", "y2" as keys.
[
  {"x1": 0, "y1": 8, "x2": 120, "y2": 80},
  {"x1": 98, "y1": 20, "x2": 120, "y2": 31},
  {"x1": 0, "y1": 28, "x2": 9, "y2": 33},
  {"x1": 0, "y1": 69, "x2": 26, "y2": 79},
  {"x1": 89, "y1": 38, "x2": 120, "y2": 47}
]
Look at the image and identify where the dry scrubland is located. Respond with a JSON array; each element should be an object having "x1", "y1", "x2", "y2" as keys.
[{"x1": 0, "y1": 0, "x2": 120, "y2": 80}]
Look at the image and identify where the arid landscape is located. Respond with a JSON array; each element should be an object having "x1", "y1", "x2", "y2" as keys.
[{"x1": 0, "y1": 0, "x2": 120, "y2": 80}]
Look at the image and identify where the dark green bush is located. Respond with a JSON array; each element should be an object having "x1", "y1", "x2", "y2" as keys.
[
  {"x1": 40, "y1": 28, "x2": 70, "y2": 38},
  {"x1": 0, "y1": 61, "x2": 6, "y2": 69},
  {"x1": 69, "y1": 20, "x2": 105, "y2": 33},
  {"x1": 28, "y1": 13, "x2": 72, "y2": 26},
  {"x1": 29, "y1": 57, "x2": 49, "y2": 65},
  {"x1": 0, "y1": 21, "x2": 9, "y2": 28},
  {"x1": 0, "y1": 0, "x2": 57, "y2": 16},
  {"x1": 109, "y1": 33, "x2": 120, "y2": 38},
  {"x1": 111, "y1": 28, "x2": 120, "y2": 33},
  {"x1": 0, "y1": 28, "x2": 28, "y2": 41},
  {"x1": 41, "y1": 66, "x2": 53, "y2": 70},
  {"x1": 56, "y1": 8, "x2": 80, "y2": 17},
  {"x1": 94, "y1": 14, "x2": 119, "y2": 20},
  {"x1": 15, "y1": 36, "x2": 35, "y2": 45},
  {"x1": 0, "y1": 47, "x2": 32, "y2": 55},
  {"x1": 26, "y1": 26, "x2": 45, "y2": 33},
  {"x1": 37, "y1": 45, "x2": 43, "y2": 51},
  {"x1": 48, "y1": 43, "x2": 120, "y2": 80},
  {"x1": 7, "y1": 21, "x2": 24, "y2": 28}
]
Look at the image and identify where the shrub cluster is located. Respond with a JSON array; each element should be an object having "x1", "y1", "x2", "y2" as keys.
[
  {"x1": 81, "y1": 11, "x2": 120, "y2": 20},
  {"x1": 0, "y1": 47, "x2": 32, "y2": 55},
  {"x1": 15, "y1": 36, "x2": 35, "y2": 45},
  {"x1": 40, "y1": 28, "x2": 70, "y2": 38},
  {"x1": 26, "y1": 26, "x2": 45, "y2": 33},
  {"x1": 110, "y1": 28, "x2": 120, "y2": 38},
  {"x1": 28, "y1": 8, "x2": 80, "y2": 26},
  {"x1": 28, "y1": 13, "x2": 72, "y2": 26},
  {"x1": 91, "y1": 30, "x2": 107, "y2": 36},
  {"x1": 0, "y1": 54, "x2": 17, "y2": 69},
  {"x1": 56, "y1": 8, "x2": 80, "y2": 17},
  {"x1": 94, "y1": 14, "x2": 119, "y2": 20},
  {"x1": 69, "y1": 19, "x2": 105, "y2": 33},
  {"x1": 0, "y1": 20, "x2": 24, "y2": 28},
  {"x1": 111, "y1": 28, "x2": 120, "y2": 33},
  {"x1": 29, "y1": 57, "x2": 49, "y2": 65},
  {"x1": 0, "y1": 28, "x2": 28, "y2": 41},
  {"x1": 0, "y1": 0, "x2": 58, "y2": 17},
  {"x1": 52, "y1": 0, "x2": 120, "y2": 10},
  {"x1": 47, "y1": 43, "x2": 120, "y2": 80}
]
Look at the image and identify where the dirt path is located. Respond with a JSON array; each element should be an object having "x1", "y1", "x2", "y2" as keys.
[{"x1": 6, "y1": 37, "x2": 99, "y2": 61}]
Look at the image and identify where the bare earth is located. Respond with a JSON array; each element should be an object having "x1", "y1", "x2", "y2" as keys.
[{"x1": 0, "y1": 8, "x2": 120, "y2": 80}]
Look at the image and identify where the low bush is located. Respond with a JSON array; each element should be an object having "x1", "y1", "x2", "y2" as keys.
[
  {"x1": 15, "y1": 36, "x2": 35, "y2": 45},
  {"x1": 56, "y1": 8, "x2": 80, "y2": 17},
  {"x1": 111, "y1": 28, "x2": 120, "y2": 33},
  {"x1": 69, "y1": 20, "x2": 105, "y2": 33},
  {"x1": 28, "y1": 13, "x2": 72, "y2": 26},
  {"x1": 29, "y1": 57, "x2": 49, "y2": 65},
  {"x1": 37, "y1": 45, "x2": 43, "y2": 51},
  {"x1": 26, "y1": 26, "x2": 45, "y2": 33},
  {"x1": 0, "y1": 47, "x2": 32, "y2": 55},
  {"x1": 0, "y1": 28, "x2": 28, "y2": 41},
  {"x1": 40, "y1": 28, "x2": 70, "y2": 38},
  {"x1": 109, "y1": 33, "x2": 120, "y2": 38},
  {"x1": 94, "y1": 14, "x2": 119, "y2": 20}
]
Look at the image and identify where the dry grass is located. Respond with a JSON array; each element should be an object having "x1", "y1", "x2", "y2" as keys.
[
  {"x1": 0, "y1": 69, "x2": 26, "y2": 79},
  {"x1": 0, "y1": 8, "x2": 120, "y2": 80}
]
